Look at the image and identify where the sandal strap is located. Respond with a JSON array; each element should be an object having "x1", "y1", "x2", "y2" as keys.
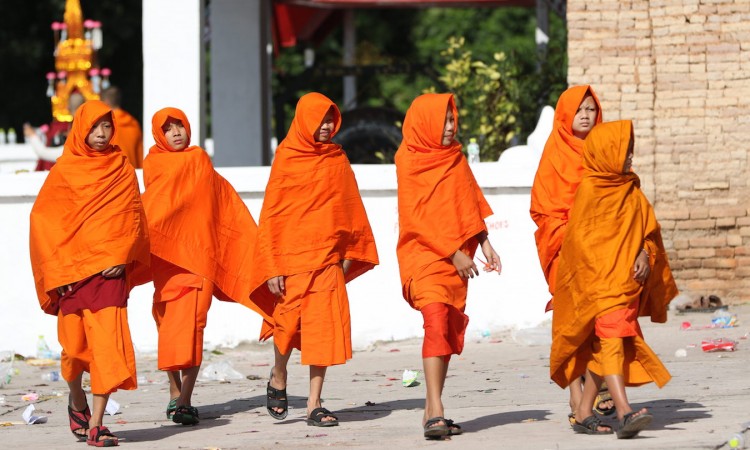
[
  {"x1": 68, "y1": 404, "x2": 91, "y2": 430},
  {"x1": 267, "y1": 384, "x2": 287, "y2": 399},
  {"x1": 89, "y1": 425, "x2": 117, "y2": 441},
  {"x1": 424, "y1": 416, "x2": 446, "y2": 428},
  {"x1": 309, "y1": 407, "x2": 338, "y2": 421},
  {"x1": 444, "y1": 419, "x2": 461, "y2": 429},
  {"x1": 580, "y1": 415, "x2": 610, "y2": 432}
]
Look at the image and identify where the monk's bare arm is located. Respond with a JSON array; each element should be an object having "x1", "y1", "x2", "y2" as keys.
[
  {"x1": 341, "y1": 259, "x2": 352, "y2": 275},
  {"x1": 475, "y1": 231, "x2": 502, "y2": 274}
]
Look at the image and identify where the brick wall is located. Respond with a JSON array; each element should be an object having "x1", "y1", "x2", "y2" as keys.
[{"x1": 567, "y1": 0, "x2": 750, "y2": 303}]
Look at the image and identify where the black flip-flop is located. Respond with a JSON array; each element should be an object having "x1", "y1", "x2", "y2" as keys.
[
  {"x1": 306, "y1": 407, "x2": 339, "y2": 427},
  {"x1": 617, "y1": 411, "x2": 652, "y2": 439},
  {"x1": 266, "y1": 370, "x2": 288, "y2": 420}
]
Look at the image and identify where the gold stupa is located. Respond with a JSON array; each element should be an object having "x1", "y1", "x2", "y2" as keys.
[{"x1": 47, "y1": 0, "x2": 109, "y2": 122}]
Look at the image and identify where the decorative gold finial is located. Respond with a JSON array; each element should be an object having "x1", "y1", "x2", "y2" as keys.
[{"x1": 47, "y1": 0, "x2": 110, "y2": 122}]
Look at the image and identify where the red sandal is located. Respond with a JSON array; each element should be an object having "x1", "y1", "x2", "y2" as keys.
[
  {"x1": 68, "y1": 401, "x2": 91, "y2": 441},
  {"x1": 87, "y1": 425, "x2": 118, "y2": 447}
]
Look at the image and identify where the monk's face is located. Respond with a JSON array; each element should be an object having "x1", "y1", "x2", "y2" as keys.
[
  {"x1": 623, "y1": 131, "x2": 635, "y2": 173},
  {"x1": 442, "y1": 106, "x2": 456, "y2": 146},
  {"x1": 86, "y1": 114, "x2": 114, "y2": 151},
  {"x1": 572, "y1": 95, "x2": 598, "y2": 139},
  {"x1": 162, "y1": 118, "x2": 188, "y2": 151},
  {"x1": 314, "y1": 108, "x2": 336, "y2": 143}
]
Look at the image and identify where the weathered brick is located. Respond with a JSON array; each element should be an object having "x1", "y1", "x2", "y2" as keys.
[
  {"x1": 703, "y1": 258, "x2": 737, "y2": 269},
  {"x1": 716, "y1": 269, "x2": 735, "y2": 280},
  {"x1": 675, "y1": 219, "x2": 716, "y2": 230},
  {"x1": 709, "y1": 206, "x2": 747, "y2": 218},
  {"x1": 658, "y1": 209, "x2": 691, "y2": 220},
  {"x1": 714, "y1": 248, "x2": 735, "y2": 258},
  {"x1": 696, "y1": 268, "x2": 718, "y2": 278},
  {"x1": 689, "y1": 236, "x2": 727, "y2": 248},
  {"x1": 716, "y1": 217, "x2": 736, "y2": 228},
  {"x1": 568, "y1": 0, "x2": 748, "y2": 303},
  {"x1": 727, "y1": 235, "x2": 743, "y2": 246},
  {"x1": 678, "y1": 248, "x2": 716, "y2": 259}
]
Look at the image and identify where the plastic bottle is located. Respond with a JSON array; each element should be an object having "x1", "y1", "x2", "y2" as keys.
[
  {"x1": 467, "y1": 138, "x2": 480, "y2": 164},
  {"x1": 0, "y1": 128, "x2": 6, "y2": 145},
  {"x1": 36, "y1": 335, "x2": 53, "y2": 359},
  {"x1": 6, "y1": 128, "x2": 16, "y2": 144},
  {"x1": 41, "y1": 371, "x2": 60, "y2": 382},
  {"x1": 728, "y1": 432, "x2": 745, "y2": 449}
]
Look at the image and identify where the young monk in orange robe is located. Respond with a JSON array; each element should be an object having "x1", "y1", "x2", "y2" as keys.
[
  {"x1": 395, "y1": 93, "x2": 501, "y2": 439},
  {"x1": 529, "y1": 86, "x2": 615, "y2": 421},
  {"x1": 550, "y1": 120, "x2": 678, "y2": 439},
  {"x1": 102, "y1": 87, "x2": 143, "y2": 168},
  {"x1": 29, "y1": 100, "x2": 150, "y2": 447},
  {"x1": 138, "y1": 107, "x2": 275, "y2": 425},
  {"x1": 250, "y1": 92, "x2": 379, "y2": 427}
]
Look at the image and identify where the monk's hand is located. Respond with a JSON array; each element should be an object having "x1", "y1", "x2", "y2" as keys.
[
  {"x1": 341, "y1": 259, "x2": 352, "y2": 275},
  {"x1": 267, "y1": 276, "x2": 286, "y2": 297},
  {"x1": 633, "y1": 249, "x2": 650, "y2": 284},
  {"x1": 451, "y1": 250, "x2": 478, "y2": 279},
  {"x1": 480, "y1": 240, "x2": 502, "y2": 275},
  {"x1": 56, "y1": 284, "x2": 73, "y2": 296},
  {"x1": 102, "y1": 264, "x2": 126, "y2": 278}
]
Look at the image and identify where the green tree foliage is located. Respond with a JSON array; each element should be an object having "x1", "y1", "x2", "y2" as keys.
[
  {"x1": 430, "y1": 36, "x2": 519, "y2": 161},
  {"x1": 273, "y1": 7, "x2": 567, "y2": 161}
]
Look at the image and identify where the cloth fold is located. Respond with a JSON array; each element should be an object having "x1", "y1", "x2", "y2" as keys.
[
  {"x1": 137, "y1": 107, "x2": 275, "y2": 320},
  {"x1": 30, "y1": 100, "x2": 150, "y2": 315},
  {"x1": 395, "y1": 93, "x2": 492, "y2": 289},
  {"x1": 251, "y1": 92, "x2": 378, "y2": 341},
  {"x1": 530, "y1": 85, "x2": 602, "y2": 311}
]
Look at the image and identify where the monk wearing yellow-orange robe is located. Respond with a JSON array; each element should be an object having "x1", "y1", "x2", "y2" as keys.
[
  {"x1": 102, "y1": 87, "x2": 143, "y2": 168},
  {"x1": 138, "y1": 107, "x2": 274, "y2": 425},
  {"x1": 30, "y1": 100, "x2": 150, "y2": 446},
  {"x1": 550, "y1": 120, "x2": 677, "y2": 439},
  {"x1": 396, "y1": 93, "x2": 501, "y2": 439},
  {"x1": 250, "y1": 92, "x2": 378, "y2": 427}
]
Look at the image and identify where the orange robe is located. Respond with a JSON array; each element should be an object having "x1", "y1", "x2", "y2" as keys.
[
  {"x1": 530, "y1": 86, "x2": 603, "y2": 311},
  {"x1": 111, "y1": 108, "x2": 143, "y2": 168},
  {"x1": 395, "y1": 93, "x2": 493, "y2": 359},
  {"x1": 549, "y1": 120, "x2": 678, "y2": 389},
  {"x1": 250, "y1": 92, "x2": 379, "y2": 366},
  {"x1": 29, "y1": 100, "x2": 149, "y2": 394},
  {"x1": 139, "y1": 107, "x2": 275, "y2": 370}
]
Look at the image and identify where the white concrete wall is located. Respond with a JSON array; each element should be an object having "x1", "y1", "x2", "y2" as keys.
[
  {"x1": 0, "y1": 159, "x2": 549, "y2": 357},
  {"x1": 142, "y1": 0, "x2": 204, "y2": 152}
]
